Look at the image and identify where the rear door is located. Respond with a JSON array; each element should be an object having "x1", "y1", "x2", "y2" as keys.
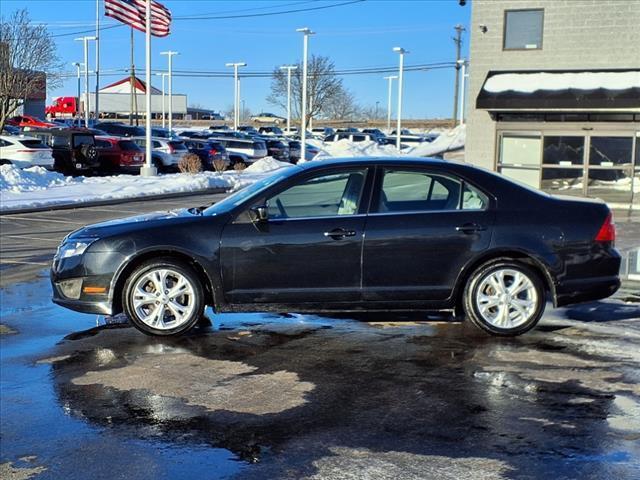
[{"x1": 362, "y1": 166, "x2": 494, "y2": 304}]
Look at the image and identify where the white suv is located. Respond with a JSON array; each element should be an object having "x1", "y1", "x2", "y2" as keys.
[
  {"x1": 132, "y1": 137, "x2": 188, "y2": 171},
  {"x1": 0, "y1": 135, "x2": 55, "y2": 169},
  {"x1": 208, "y1": 137, "x2": 267, "y2": 163}
]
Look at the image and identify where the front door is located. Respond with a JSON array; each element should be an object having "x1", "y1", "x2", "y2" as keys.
[
  {"x1": 220, "y1": 167, "x2": 371, "y2": 305},
  {"x1": 363, "y1": 167, "x2": 494, "y2": 304}
]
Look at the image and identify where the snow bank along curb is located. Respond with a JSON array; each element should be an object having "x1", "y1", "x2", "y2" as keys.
[{"x1": 0, "y1": 157, "x2": 293, "y2": 214}]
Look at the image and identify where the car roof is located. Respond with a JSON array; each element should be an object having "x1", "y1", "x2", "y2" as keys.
[
  {"x1": 0, "y1": 134, "x2": 40, "y2": 141},
  {"x1": 299, "y1": 157, "x2": 447, "y2": 171}
]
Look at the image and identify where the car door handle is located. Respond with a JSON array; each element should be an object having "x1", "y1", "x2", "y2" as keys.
[
  {"x1": 455, "y1": 223, "x2": 486, "y2": 234},
  {"x1": 324, "y1": 228, "x2": 356, "y2": 239}
]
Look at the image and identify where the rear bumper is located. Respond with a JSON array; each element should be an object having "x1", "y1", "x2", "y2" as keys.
[{"x1": 556, "y1": 275, "x2": 621, "y2": 307}]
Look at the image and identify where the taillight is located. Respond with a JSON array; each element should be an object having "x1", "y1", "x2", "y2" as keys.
[
  {"x1": 209, "y1": 149, "x2": 218, "y2": 156},
  {"x1": 595, "y1": 212, "x2": 615, "y2": 243},
  {"x1": 168, "y1": 144, "x2": 175, "y2": 154}
]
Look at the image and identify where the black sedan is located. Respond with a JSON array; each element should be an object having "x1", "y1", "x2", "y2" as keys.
[{"x1": 51, "y1": 158, "x2": 620, "y2": 337}]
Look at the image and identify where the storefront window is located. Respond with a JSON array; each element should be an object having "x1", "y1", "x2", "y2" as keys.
[
  {"x1": 587, "y1": 168, "x2": 634, "y2": 204},
  {"x1": 543, "y1": 136, "x2": 584, "y2": 165},
  {"x1": 541, "y1": 168, "x2": 584, "y2": 196},
  {"x1": 589, "y1": 137, "x2": 633, "y2": 166},
  {"x1": 498, "y1": 134, "x2": 542, "y2": 189}
]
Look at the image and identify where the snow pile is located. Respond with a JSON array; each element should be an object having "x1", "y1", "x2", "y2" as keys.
[
  {"x1": 405, "y1": 125, "x2": 466, "y2": 157},
  {"x1": 312, "y1": 139, "x2": 403, "y2": 160},
  {"x1": 245, "y1": 157, "x2": 294, "y2": 173},
  {"x1": 0, "y1": 164, "x2": 270, "y2": 212},
  {"x1": 0, "y1": 165, "x2": 73, "y2": 192}
]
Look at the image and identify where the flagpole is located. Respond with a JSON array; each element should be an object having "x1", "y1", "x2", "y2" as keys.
[
  {"x1": 129, "y1": 27, "x2": 134, "y2": 125},
  {"x1": 95, "y1": 0, "x2": 100, "y2": 121},
  {"x1": 141, "y1": 0, "x2": 156, "y2": 176}
]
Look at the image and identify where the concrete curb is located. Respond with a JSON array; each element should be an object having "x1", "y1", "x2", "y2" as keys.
[{"x1": 0, "y1": 187, "x2": 230, "y2": 216}]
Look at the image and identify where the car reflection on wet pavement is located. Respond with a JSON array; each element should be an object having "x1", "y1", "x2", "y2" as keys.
[{"x1": 1, "y1": 275, "x2": 639, "y2": 480}]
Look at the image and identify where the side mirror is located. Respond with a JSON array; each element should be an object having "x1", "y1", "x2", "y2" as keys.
[{"x1": 250, "y1": 205, "x2": 269, "y2": 223}]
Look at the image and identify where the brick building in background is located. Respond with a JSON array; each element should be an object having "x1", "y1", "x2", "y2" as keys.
[{"x1": 465, "y1": 0, "x2": 640, "y2": 208}]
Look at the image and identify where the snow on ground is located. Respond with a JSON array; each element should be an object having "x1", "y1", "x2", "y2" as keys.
[{"x1": 0, "y1": 157, "x2": 290, "y2": 212}]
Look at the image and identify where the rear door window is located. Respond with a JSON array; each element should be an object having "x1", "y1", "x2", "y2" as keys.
[
  {"x1": 118, "y1": 140, "x2": 140, "y2": 151},
  {"x1": 377, "y1": 169, "x2": 463, "y2": 212},
  {"x1": 19, "y1": 139, "x2": 48, "y2": 148},
  {"x1": 72, "y1": 135, "x2": 94, "y2": 147}
]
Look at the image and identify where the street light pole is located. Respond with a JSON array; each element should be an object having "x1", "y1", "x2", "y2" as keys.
[
  {"x1": 393, "y1": 47, "x2": 408, "y2": 150},
  {"x1": 457, "y1": 59, "x2": 468, "y2": 126},
  {"x1": 155, "y1": 72, "x2": 168, "y2": 128},
  {"x1": 160, "y1": 51, "x2": 178, "y2": 133},
  {"x1": 383, "y1": 75, "x2": 397, "y2": 132},
  {"x1": 225, "y1": 62, "x2": 247, "y2": 130},
  {"x1": 296, "y1": 27, "x2": 315, "y2": 160},
  {"x1": 280, "y1": 65, "x2": 297, "y2": 133},
  {"x1": 72, "y1": 62, "x2": 82, "y2": 118},
  {"x1": 75, "y1": 36, "x2": 96, "y2": 128}
]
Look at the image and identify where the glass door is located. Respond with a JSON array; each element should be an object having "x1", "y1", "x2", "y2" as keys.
[{"x1": 586, "y1": 134, "x2": 636, "y2": 205}]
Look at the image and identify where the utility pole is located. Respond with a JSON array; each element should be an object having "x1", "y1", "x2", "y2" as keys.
[
  {"x1": 452, "y1": 24, "x2": 465, "y2": 124},
  {"x1": 95, "y1": 0, "x2": 100, "y2": 120},
  {"x1": 130, "y1": 27, "x2": 135, "y2": 126},
  {"x1": 393, "y1": 47, "x2": 408, "y2": 151}
]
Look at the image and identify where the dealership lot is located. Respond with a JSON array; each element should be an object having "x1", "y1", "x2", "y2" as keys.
[{"x1": 1, "y1": 197, "x2": 639, "y2": 479}]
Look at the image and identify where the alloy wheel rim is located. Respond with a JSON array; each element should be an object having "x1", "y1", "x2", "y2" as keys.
[
  {"x1": 131, "y1": 268, "x2": 195, "y2": 330},
  {"x1": 475, "y1": 268, "x2": 538, "y2": 329}
]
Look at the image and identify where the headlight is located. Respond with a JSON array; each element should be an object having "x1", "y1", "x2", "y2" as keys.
[{"x1": 57, "y1": 240, "x2": 94, "y2": 259}]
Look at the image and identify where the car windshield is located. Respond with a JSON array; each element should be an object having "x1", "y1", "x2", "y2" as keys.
[
  {"x1": 203, "y1": 166, "x2": 300, "y2": 216},
  {"x1": 72, "y1": 135, "x2": 94, "y2": 147}
]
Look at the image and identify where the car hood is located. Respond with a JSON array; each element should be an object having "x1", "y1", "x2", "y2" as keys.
[{"x1": 66, "y1": 208, "x2": 203, "y2": 240}]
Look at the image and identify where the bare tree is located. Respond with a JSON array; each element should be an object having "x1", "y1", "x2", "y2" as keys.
[
  {"x1": 267, "y1": 55, "x2": 344, "y2": 128},
  {"x1": 223, "y1": 103, "x2": 252, "y2": 123},
  {"x1": 323, "y1": 88, "x2": 360, "y2": 121},
  {"x1": 0, "y1": 9, "x2": 62, "y2": 131}
]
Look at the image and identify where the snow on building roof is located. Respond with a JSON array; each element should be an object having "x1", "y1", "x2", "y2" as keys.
[
  {"x1": 476, "y1": 69, "x2": 640, "y2": 111},
  {"x1": 484, "y1": 71, "x2": 640, "y2": 93}
]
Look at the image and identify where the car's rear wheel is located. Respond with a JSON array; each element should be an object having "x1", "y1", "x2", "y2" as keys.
[
  {"x1": 463, "y1": 259, "x2": 545, "y2": 336},
  {"x1": 123, "y1": 258, "x2": 204, "y2": 336}
]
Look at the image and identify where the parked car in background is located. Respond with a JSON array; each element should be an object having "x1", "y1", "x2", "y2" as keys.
[
  {"x1": 1, "y1": 125, "x2": 21, "y2": 136},
  {"x1": 237, "y1": 125, "x2": 260, "y2": 136},
  {"x1": 94, "y1": 122, "x2": 145, "y2": 137},
  {"x1": 282, "y1": 127, "x2": 299, "y2": 136},
  {"x1": 209, "y1": 136, "x2": 267, "y2": 163},
  {"x1": 258, "y1": 126, "x2": 284, "y2": 136},
  {"x1": 0, "y1": 135, "x2": 55, "y2": 169},
  {"x1": 28, "y1": 128, "x2": 100, "y2": 174},
  {"x1": 324, "y1": 132, "x2": 382, "y2": 144},
  {"x1": 335, "y1": 127, "x2": 359, "y2": 133},
  {"x1": 250, "y1": 112, "x2": 286, "y2": 124},
  {"x1": 51, "y1": 157, "x2": 621, "y2": 337},
  {"x1": 7, "y1": 115, "x2": 56, "y2": 129},
  {"x1": 287, "y1": 140, "x2": 301, "y2": 163},
  {"x1": 151, "y1": 127, "x2": 178, "y2": 139},
  {"x1": 94, "y1": 136, "x2": 145, "y2": 174},
  {"x1": 361, "y1": 128, "x2": 386, "y2": 138},
  {"x1": 311, "y1": 127, "x2": 335, "y2": 137},
  {"x1": 263, "y1": 138, "x2": 290, "y2": 162},
  {"x1": 304, "y1": 142, "x2": 321, "y2": 161},
  {"x1": 131, "y1": 137, "x2": 188, "y2": 172},
  {"x1": 209, "y1": 125, "x2": 231, "y2": 131},
  {"x1": 183, "y1": 139, "x2": 230, "y2": 170}
]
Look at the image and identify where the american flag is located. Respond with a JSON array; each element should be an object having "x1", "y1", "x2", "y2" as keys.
[{"x1": 105, "y1": 0, "x2": 171, "y2": 37}]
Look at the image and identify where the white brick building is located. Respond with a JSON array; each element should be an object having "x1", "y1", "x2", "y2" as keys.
[{"x1": 465, "y1": 0, "x2": 640, "y2": 208}]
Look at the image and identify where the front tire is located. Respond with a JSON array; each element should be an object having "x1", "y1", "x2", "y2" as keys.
[
  {"x1": 463, "y1": 259, "x2": 545, "y2": 336},
  {"x1": 123, "y1": 258, "x2": 204, "y2": 336}
]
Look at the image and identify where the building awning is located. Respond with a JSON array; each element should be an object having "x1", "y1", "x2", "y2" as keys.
[{"x1": 476, "y1": 69, "x2": 640, "y2": 111}]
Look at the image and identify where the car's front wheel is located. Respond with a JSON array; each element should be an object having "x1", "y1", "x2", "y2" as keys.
[
  {"x1": 463, "y1": 259, "x2": 545, "y2": 336},
  {"x1": 123, "y1": 258, "x2": 204, "y2": 336}
]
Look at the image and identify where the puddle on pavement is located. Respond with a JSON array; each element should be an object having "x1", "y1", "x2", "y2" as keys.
[{"x1": 2, "y1": 275, "x2": 640, "y2": 479}]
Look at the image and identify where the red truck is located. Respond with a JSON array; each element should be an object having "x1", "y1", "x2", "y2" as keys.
[{"x1": 46, "y1": 97, "x2": 79, "y2": 117}]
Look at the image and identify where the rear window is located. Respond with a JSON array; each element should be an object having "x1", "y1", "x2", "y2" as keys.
[
  {"x1": 51, "y1": 136, "x2": 70, "y2": 147},
  {"x1": 253, "y1": 141, "x2": 266, "y2": 150},
  {"x1": 118, "y1": 140, "x2": 140, "y2": 151},
  {"x1": 72, "y1": 134, "x2": 94, "y2": 147},
  {"x1": 169, "y1": 141, "x2": 187, "y2": 151},
  {"x1": 227, "y1": 140, "x2": 250, "y2": 149},
  {"x1": 95, "y1": 139, "x2": 112, "y2": 148},
  {"x1": 19, "y1": 139, "x2": 48, "y2": 148}
]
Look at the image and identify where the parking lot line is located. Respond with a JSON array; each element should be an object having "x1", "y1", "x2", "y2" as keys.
[
  {"x1": 0, "y1": 216, "x2": 87, "y2": 225},
  {"x1": 4, "y1": 235, "x2": 63, "y2": 242},
  {"x1": 0, "y1": 259, "x2": 50, "y2": 266}
]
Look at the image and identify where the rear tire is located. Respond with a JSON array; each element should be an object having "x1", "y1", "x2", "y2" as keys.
[
  {"x1": 123, "y1": 258, "x2": 205, "y2": 336},
  {"x1": 463, "y1": 259, "x2": 545, "y2": 336}
]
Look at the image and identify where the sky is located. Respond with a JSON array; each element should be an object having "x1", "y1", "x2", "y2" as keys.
[{"x1": 3, "y1": 0, "x2": 470, "y2": 119}]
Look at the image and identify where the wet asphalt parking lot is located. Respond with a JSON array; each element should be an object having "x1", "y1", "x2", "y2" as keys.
[{"x1": 1, "y1": 195, "x2": 639, "y2": 480}]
